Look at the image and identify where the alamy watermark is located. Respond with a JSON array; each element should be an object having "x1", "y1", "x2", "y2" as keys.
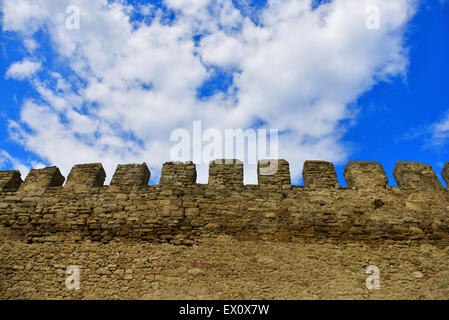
[
  {"x1": 65, "y1": 265, "x2": 80, "y2": 290},
  {"x1": 365, "y1": 5, "x2": 380, "y2": 30},
  {"x1": 365, "y1": 265, "x2": 380, "y2": 290},
  {"x1": 65, "y1": 5, "x2": 80, "y2": 30},
  {"x1": 170, "y1": 121, "x2": 279, "y2": 174}
]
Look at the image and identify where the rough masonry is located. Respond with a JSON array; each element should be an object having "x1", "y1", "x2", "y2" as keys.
[
  {"x1": 1, "y1": 159, "x2": 449, "y2": 243},
  {"x1": 1, "y1": 159, "x2": 449, "y2": 299}
]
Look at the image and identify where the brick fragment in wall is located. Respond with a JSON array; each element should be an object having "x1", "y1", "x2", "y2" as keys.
[
  {"x1": 110, "y1": 163, "x2": 150, "y2": 187},
  {"x1": 159, "y1": 161, "x2": 196, "y2": 185},
  {"x1": 393, "y1": 161, "x2": 442, "y2": 190},
  {"x1": 65, "y1": 163, "x2": 106, "y2": 189},
  {"x1": 302, "y1": 160, "x2": 339, "y2": 188},
  {"x1": 208, "y1": 159, "x2": 243, "y2": 187},
  {"x1": 344, "y1": 161, "x2": 388, "y2": 189},
  {"x1": 18, "y1": 166, "x2": 65, "y2": 192},
  {"x1": 257, "y1": 159, "x2": 291, "y2": 188},
  {"x1": 0, "y1": 170, "x2": 22, "y2": 190}
]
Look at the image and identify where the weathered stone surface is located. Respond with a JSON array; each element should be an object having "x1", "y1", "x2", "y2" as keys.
[
  {"x1": 393, "y1": 161, "x2": 442, "y2": 190},
  {"x1": 344, "y1": 161, "x2": 388, "y2": 189},
  {"x1": 110, "y1": 163, "x2": 150, "y2": 187},
  {"x1": 0, "y1": 233, "x2": 447, "y2": 300},
  {"x1": 441, "y1": 162, "x2": 449, "y2": 187},
  {"x1": 19, "y1": 167, "x2": 64, "y2": 192},
  {"x1": 3, "y1": 159, "x2": 448, "y2": 244},
  {"x1": 302, "y1": 160, "x2": 339, "y2": 188},
  {"x1": 258, "y1": 159, "x2": 291, "y2": 189},
  {"x1": 208, "y1": 159, "x2": 243, "y2": 187},
  {"x1": 160, "y1": 161, "x2": 196, "y2": 185},
  {"x1": 65, "y1": 163, "x2": 106, "y2": 189},
  {"x1": 0, "y1": 170, "x2": 22, "y2": 190},
  {"x1": 1, "y1": 159, "x2": 449, "y2": 300}
]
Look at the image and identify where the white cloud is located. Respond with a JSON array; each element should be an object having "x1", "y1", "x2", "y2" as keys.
[
  {"x1": 0, "y1": 0, "x2": 50, "y2": 33},
  {"x1": 1, "y1": 0, "x2": 417, "y2": 184},
  {"x1": 0, "y1": 150, "x2": 30, "y2": 177},
  {"x1": 23, "y1": 38, "x2": 38, "y2": 53},
  {"x1": 428, "y1": 111, "x2": 449, "y2": 146},
  {"x1": 5, "y1": 59, "x2": 41, "y2": 80},
  {"x1": 400, "y1": 110, "x2": 449, "y2": 149}
]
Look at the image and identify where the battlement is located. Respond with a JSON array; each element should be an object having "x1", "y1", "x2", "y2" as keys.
[
  {"x1": 1, "y1": 159, "x2": 449, "y2": 245},
  {"x1": 17, "y1": 166, "x2": 65, "y2": 192},
  {"x1": 0, "y1": 170, "x2": 22, "y2": 190},
  {"x1": 160, "y1": 161, "x2": 196, "y2": 186},
  {"x1": 1, "y1": 159, "x2": 448, "y2": 191},
  {"x1": 110, "y1": 163, "x2": 151, "y2": 188}
]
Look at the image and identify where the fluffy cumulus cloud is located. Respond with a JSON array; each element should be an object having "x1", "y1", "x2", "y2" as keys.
[
  {"x1": 428, "y1": 112, "x2": 449, "y2": 147},
  {"x1": 1, "y1": 0, "x2": 417, "y2": 183},
  {"x1": 5, "y1": 59, "x2": 41, "y2": 80}
]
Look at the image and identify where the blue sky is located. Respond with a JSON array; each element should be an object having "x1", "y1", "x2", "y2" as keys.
[
  {"x1": 336, "y1": 0, "x2": 449, "y2": 186},
  {"x1": 0, "y1": 0, "x2": 448, "y2": 186}
]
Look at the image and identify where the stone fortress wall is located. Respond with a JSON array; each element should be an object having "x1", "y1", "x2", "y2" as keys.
[
  {"x1": 1, "y1": 159, "x2": 449, "y2": 243},
  {"x1": 1, "y1": 159, "x2": 449, "y2": 299}
]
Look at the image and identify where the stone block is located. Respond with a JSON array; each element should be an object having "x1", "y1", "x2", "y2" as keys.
[
  {"x1": 19, "y1": 167, "x2": 64, "y2": 192},
  {"x1": 393, "y1": 161, "x2": 442, "y2": 190},
  {"x1": 159, "y1": 161, "x2": 196, "y2": 186},
  {"x1": 208, "y1": 159, "x2": 243, "y2": 187},
  {"x1": 441, "y1": 162, "x2": 449, "y2": 187},
  {"x1": 344, "y1": 161, "x2": 388, "y2": 189},
  {"x1": 257, "y1": 159, "x2": 291, "y2": 188},
  {"x1": 65, "y1": 163, "x2": 106, "y2": 189},
  {"x1": 111, "y1": 163, "x2": 150, "y2": 187},
  {"x1": 302, "y1": 160, "x2": 339, "y2": 188},
  {"x1": 0, "y1": 170, "x2": 22, "y2": 190}
]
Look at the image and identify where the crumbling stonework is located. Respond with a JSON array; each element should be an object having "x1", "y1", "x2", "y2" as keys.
[
  {"x1": 110, "y1": 163, "x2": 150, "y2": 188},
  {"x1": 18, "y1": 166, "x2": 65, "y2": 193},
  {"x1": 257, "y1": 159, "x2": 291, "y2": 189},
  {"x1": 393, "y1": 161, "x2": 442, "y2": 190},
  {"x1": 1, "y1": 159, "x2": 449, "y2": 299},
  {"x1": 0, "y1": 171, "x2": 22, "y2": 191},
  {"x1": 441, "y1": 162, "x2": 449, "y2": 187},
  {"x1": 65, "y1": 163, "x2": 106, "y2": 191},
  {"x1": 344, "y1": 161, "x2": 388, "y2": 189},
  {"x1": 302, "y1": 160, "x2": 339, "y2": 189},
  {"x1": 208, "y1": 159, "x2": 243, "y2": 188},
  {"x1": 160, "y1": 161, "x2": 196, "y2": 186}
]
